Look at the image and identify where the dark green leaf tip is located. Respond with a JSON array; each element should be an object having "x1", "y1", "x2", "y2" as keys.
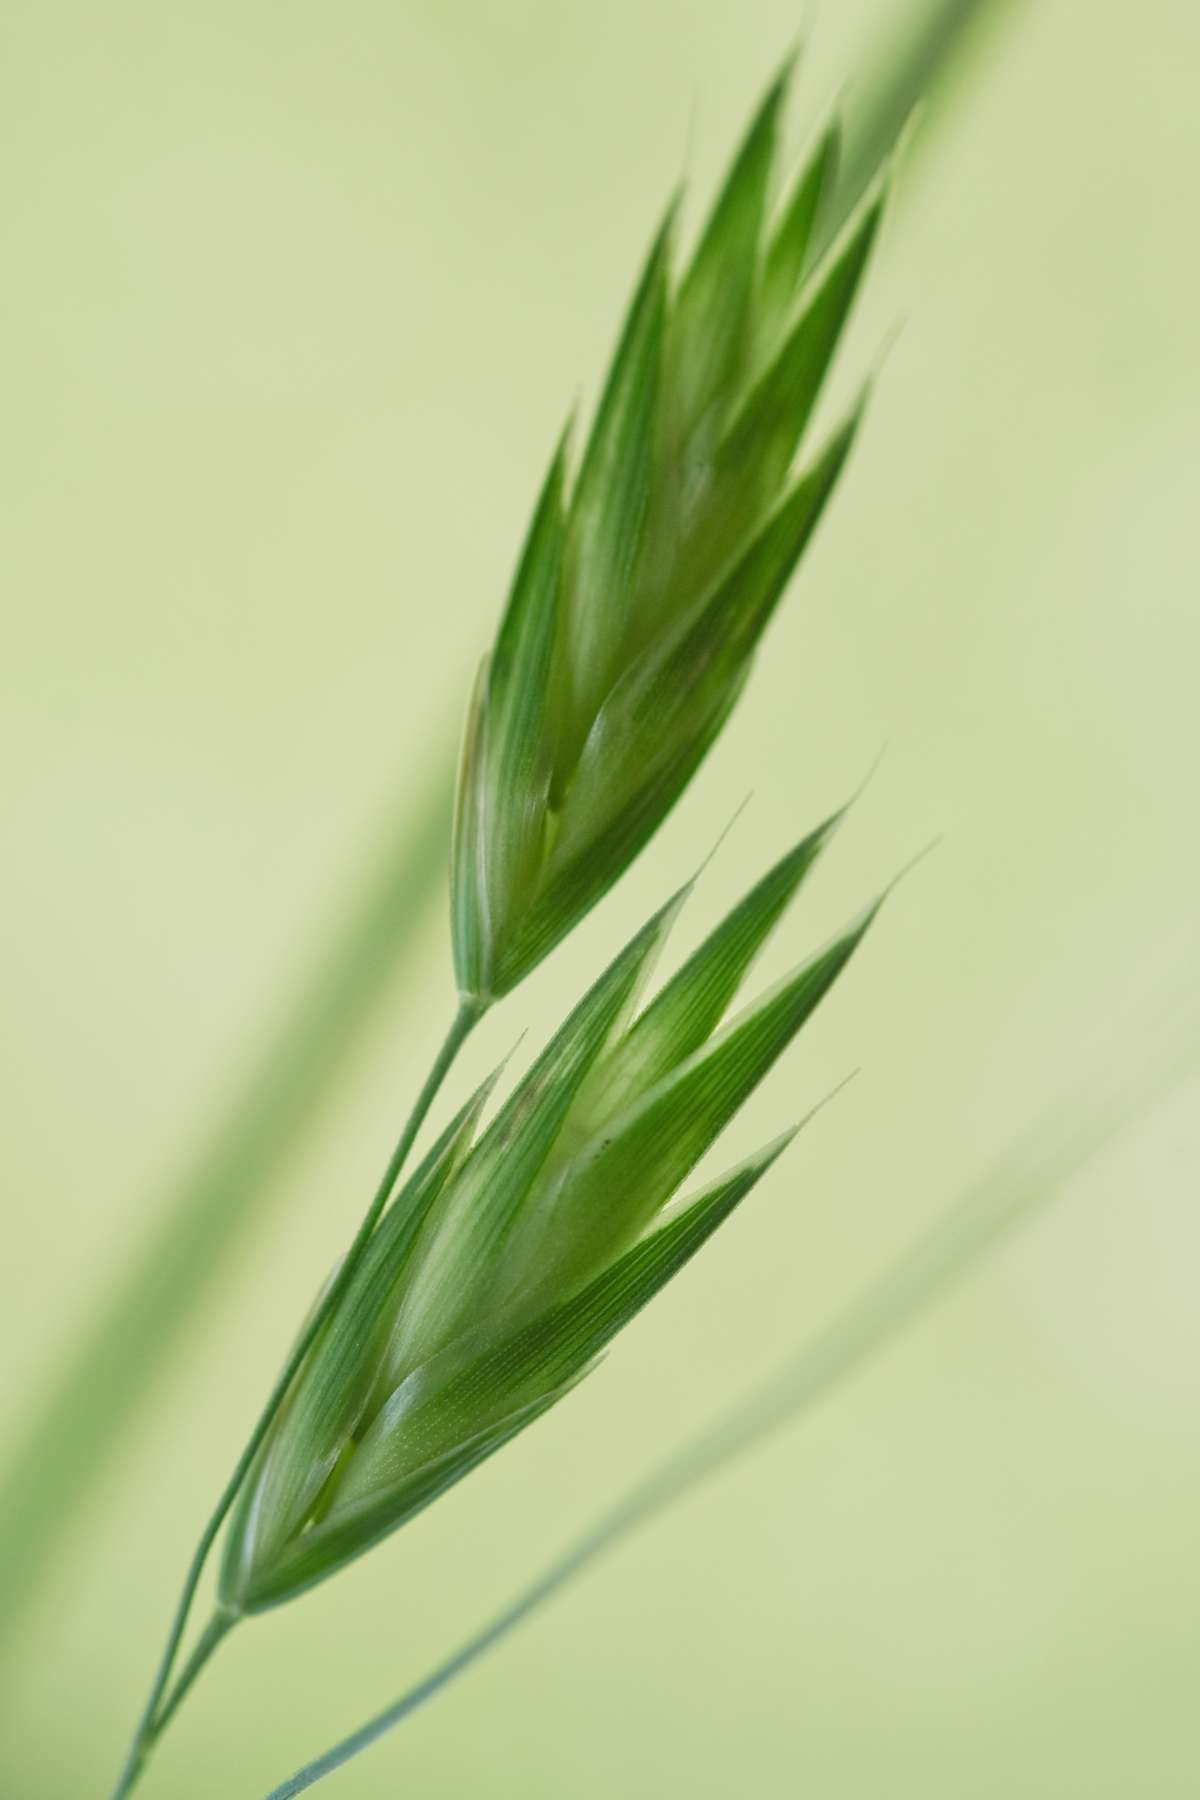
[{"x1": 760, "y1": 114, "x2": 842, "y2": 333}]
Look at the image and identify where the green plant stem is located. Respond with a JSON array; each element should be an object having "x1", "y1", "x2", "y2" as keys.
[
  {"x1": 261, "y1": 985, "x2": 1198, "y2": 1799},
  {"x1": 153, "y1": 1610, "x2": 238, "y2": 1742},
  {"x1": 109, "y1": 996, "x2": 484, "y2": 1800},
  {"x1": 113, "y1": 1611, "x2": 237, "y2": 1800}
]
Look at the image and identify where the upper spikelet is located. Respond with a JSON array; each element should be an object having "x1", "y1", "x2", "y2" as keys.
[{"x1": 451, "y1": 66, "x2": 888, "y2": 1002}]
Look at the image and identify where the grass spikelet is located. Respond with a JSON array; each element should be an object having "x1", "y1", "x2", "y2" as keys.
[
  {"x1": 220, "y1": 844, "x2": 882, "y2": 1614},
  {"x1": 452, "y1": 68, "x2": 886, "y2": 1002}
]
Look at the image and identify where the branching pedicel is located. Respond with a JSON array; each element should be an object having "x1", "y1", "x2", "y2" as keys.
[{"x1": 112, "y1": 60, "x2": 897, "y2": 1795}]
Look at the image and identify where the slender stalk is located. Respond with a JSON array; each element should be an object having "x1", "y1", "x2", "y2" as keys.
[
  {"x1": 113, "y1": 1612, "x2": 238, "y2": 1799},
  {"x1": 152, "y1": 1610, "x2": 237, "y2": 1742},
  {"x1": 110, "y1": 996, "x2": 484, "y2": 1800}
]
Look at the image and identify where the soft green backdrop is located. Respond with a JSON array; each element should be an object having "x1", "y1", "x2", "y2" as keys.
[{"x1": 3, "y1": 1, "x2": 1198, "y2": 1795}]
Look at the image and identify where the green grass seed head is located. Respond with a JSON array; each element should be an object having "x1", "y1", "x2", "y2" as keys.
[
  {"x1": 112, "y1": 57, "x2": 917, "y2": 1799},
  {"x1": 451, "y1": 65, "x2": 885, "y2": 1005},
  {"x1": 216, "y1": 59, "x2": 893, "y2": 1621},
  {"x1": 221, "y1": 823, "x2": 883, "y2": 1614}
]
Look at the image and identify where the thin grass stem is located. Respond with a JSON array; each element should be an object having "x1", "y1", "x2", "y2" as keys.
[
  {"x1": 110, "y1": 1610, "x2": 235, "y2": 1800},
  {"x1": 109, "y1": 996, "x2": 484, "y2": 1800},
  {"x1": 152, "y1": 1610, "x2": 237, "y2": 1742}
]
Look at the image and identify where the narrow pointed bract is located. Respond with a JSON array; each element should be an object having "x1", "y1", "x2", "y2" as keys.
[
  {"x1": 567, "y1": 806, "x2": 846, "y2": 1136},
  {"x1": 450, "y1": 64, "x2": 889, "y2": 1003},
  {"x1": 758, "y1": 119, "x2": 842, "y2": 354},
  {"x1": 560, "y1": 206, "x2": 674, "y2": 766},
  {"x1": 672, "y1": 62, "x2": 791, "y2": 432},
  {"x1": 451, "y1": 436, "x2": 569, "y2": 1001}
]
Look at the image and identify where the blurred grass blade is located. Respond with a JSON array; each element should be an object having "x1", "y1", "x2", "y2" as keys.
[
  {"x1": 1, "y1": 0, "x2": 1019, "y2": 1673},
  {"x1": 827, "y1": 0, "x2": 1024, "y2": 242},
  {"x1": 0, "y1": 760, "x2": 453, "y2": 1669},
  {"x1": 262, "y1": 967, "x2": 1200, "y2": 1799}
]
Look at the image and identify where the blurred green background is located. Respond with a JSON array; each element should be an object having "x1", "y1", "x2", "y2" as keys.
[{"x1": 3, "y1": 0, "x2": 1199, "y2": 1794}]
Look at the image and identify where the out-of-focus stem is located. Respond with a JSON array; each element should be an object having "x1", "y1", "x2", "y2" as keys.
[{"x1": 0, "y1": 755, "x2": 453, "y2": 1670}]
